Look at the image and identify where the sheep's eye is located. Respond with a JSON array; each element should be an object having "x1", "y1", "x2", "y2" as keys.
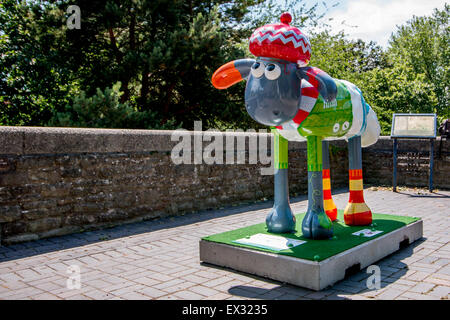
[
  {"x1": 265, "y1": 63, "x2": 281, "y2": 80},
  {"x1": 251, "y1": 62, "x2": 264, "y2": 78}
]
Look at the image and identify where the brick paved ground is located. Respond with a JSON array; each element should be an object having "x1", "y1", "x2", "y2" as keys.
[{"x1": 0, "y1": 188, "x2": 449, "y2": 300}]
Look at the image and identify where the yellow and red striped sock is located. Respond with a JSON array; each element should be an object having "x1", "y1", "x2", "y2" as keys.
[
  {"x1": 344, "y1": 169, "x2": 372, "y2": 225},
  {"x1": 322, "y1": 169, "x2": 337, "y2": 221}
]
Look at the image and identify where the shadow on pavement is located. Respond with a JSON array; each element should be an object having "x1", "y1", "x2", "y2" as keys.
[
  {"x1": 395, "y1": 191, "x2": 450, "y2": 198},
  {"x1": 222, "y1": 237, "x2": 423, "y2": 300}
]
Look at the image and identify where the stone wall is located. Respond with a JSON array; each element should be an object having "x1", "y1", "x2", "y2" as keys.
[{"x1": 0, "y1": 127, "x2": 448, "y2": 245}]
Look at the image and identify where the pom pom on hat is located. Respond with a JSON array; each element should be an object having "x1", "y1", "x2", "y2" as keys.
[
  {"x1": 249, "y1": 12, "x2": 311, "y2": 66},
  {"x1": 280, "y1": 12, "x2": 292, "y2": 24}
]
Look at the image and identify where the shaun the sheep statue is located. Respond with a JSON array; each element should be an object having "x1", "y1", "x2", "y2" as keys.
[{"x1": 211, "y1": 13, "x2": 381, "y2": 239}]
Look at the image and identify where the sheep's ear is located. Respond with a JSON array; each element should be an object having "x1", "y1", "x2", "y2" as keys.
[
  {"x1": 211, "y1": 59, "x2": 255, "y2": 89},
  {"x1": 297, "y1": 67, "x2": 337, "y2": 102}
]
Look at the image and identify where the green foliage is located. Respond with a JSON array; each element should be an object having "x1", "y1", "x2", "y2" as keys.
[
  {"x1": 307, "y1": 3, "x2": 447, "y2": 135},
  {"x1": 0, "y1": 0, "x2": 331, "y2": 130},
  {"x1": 309, "y1": 30, "x2": 388, "y2": 80},
  {"x1": 0, "y1": 0, "x2": 74, "y2": 126},
  {"x1": 388, "y1": 4, "x2": 449, "y2": 118},
  {"x1": 359, "y1": 66, "x2": 438, "y2": 135},
  {"x1": 49, "y1": 82, "x2": 177, "y2": 129},
  {"x1": 0, "y1": 1, "x2": 447, "y2": 135}
]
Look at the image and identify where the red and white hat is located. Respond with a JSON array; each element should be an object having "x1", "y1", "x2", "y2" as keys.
[{"x1": 249, "y1": 12, "x2": 311, "y2": 66}]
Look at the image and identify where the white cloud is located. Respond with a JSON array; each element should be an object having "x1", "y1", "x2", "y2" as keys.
[{"x1": 325, "y1": 0, "x2": 445, "y2": 48}]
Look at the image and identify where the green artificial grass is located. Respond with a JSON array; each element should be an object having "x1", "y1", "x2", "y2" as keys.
[{"x1": 202, "y1": 210, "x2": 420, "y2": 262}]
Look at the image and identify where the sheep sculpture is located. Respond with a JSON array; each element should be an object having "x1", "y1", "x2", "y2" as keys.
[{"x1": 211, "y1": 13, "x2": 381, "y2": 239}]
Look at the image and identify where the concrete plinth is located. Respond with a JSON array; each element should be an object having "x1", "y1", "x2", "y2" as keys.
[{"x1": 199, "y1": 220, "x2": 423, "y2": 291}]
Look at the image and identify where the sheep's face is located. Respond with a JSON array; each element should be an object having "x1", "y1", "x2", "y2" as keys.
[{"x1": 245, "y1": 59, "x2": 300, "y2": 127}]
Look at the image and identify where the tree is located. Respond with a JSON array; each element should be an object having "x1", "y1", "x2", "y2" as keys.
[
  {"x1": 0, "y1": 0, "x2": 75, "y2": 126},
  {"x1": 308, "y1": 30, "x2": 388, "y2": 81},
  {"x1": 388, "y1": 4, "x2": 449, "y2": 122},
  {"x1": 5, "y1": 1, "x2": 443, "y2": 135},
  {"x1": 0, "y1": 0, "x2": 332, "y2": 130},
  {"x1": 49, "y1": 81, "x2": 178, "y2": 129},
  {"x1": 307, "y1": 14, "x2": 445, "y2": 135},
  {"x1": 359, "y1": 65, "x2": 438, "y2": 135},
  {"x1": 0, "y1": 0, "x2": 251, "y2": 128}
]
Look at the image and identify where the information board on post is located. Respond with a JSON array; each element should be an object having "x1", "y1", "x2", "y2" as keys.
[{"x1": 390, "y1": 113, "x2": 437, "y2": 192}]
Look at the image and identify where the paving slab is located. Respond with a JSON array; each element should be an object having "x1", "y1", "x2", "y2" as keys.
[{"x1": 0, "y1": 188, "x2": 448, "y2": 300}]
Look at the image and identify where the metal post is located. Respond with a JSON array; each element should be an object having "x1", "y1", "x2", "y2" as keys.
[
  {"x1": 393, "y1": 138, "x2": 398, "y2": 192},
  {"x1": 429, "y1": 138, "x2": 434, "y2": 192}
]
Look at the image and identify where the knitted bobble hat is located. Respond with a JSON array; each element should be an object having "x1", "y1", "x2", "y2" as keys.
[{"x1": 249, "y1": 12, "x2": 311, "y2": 66}]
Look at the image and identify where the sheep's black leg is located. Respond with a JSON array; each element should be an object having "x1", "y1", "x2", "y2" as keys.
[
  {"x1": 301, "y1": 136, "x2": 333, "y2": 239},
  {"x1": 344, "y1": 135, "x2": 372, "y2": 225},
  {"x1": 265, "y1": 130, "x2": 296, "y2": 233},
  {"x1": 322, "y1": 140, "x2": 338, "y2": 221}
]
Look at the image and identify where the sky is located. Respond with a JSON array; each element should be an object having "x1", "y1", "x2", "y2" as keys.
[{"x1": 301, "y1": 0, "x2": 446, "y2": 48}]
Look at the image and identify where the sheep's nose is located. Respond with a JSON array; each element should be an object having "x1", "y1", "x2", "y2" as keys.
[{"x1": 273, "y1": 110, "x2": 280, "y2": 116}]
